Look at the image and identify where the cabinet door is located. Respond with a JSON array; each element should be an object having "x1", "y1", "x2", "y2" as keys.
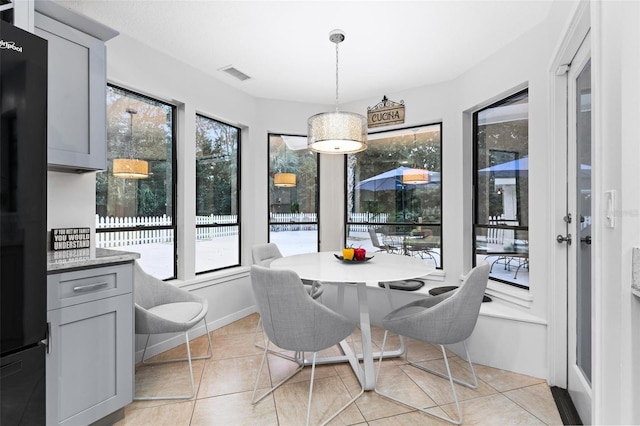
[
  {"x1": 46, "y1": 294, "x2": 133, "y2": 426},
  {"x1": 35, "y1": 12, "x2": 107, "y2": 172}
]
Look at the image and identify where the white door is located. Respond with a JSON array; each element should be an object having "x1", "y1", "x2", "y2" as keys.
[{"x1": 564, "y1": 32, "x2": 593, "y2": 424}]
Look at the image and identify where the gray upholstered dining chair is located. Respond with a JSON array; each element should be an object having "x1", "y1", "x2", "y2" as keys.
[
  {"x1": 251, "y1": 243, "x2": 324, "y2": 298},
  {"x1": 250, "y1": 265, "x2": 363, "y2": 426},
  {"x1": 133, "y1": 261, "x2": 213, "y2": 400},
  {"x1": 251, "y1": 243, "x2": 324, "y2": 353},
  {"x1": 374, "y1": 262, "x2": 491, "y2": 425}
]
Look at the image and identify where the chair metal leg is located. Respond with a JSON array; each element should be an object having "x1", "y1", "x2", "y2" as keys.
[
  {"x1": 318, "y1": 334, "x2": 364, "y2": 426},
  {"x1": 375, "y1": 334, "x2": 475, "y2": 425},
  {"x1": 406, "y1": 340, "x2": 478, "y2": 389},
  {"x1": 140, "y1": 320, "x2": 214, "y2": 365},
  {"x1": 252, "y1": 336, "x2": 364, "y2": 426},
  {"x1": 135, "y1": 331, "x2": 197, "y2": 400},
  {"x1": 251, "y1": 340, "x2": 304, "y2": 404},
  {"x1": 135, "y1": 320, "x2": 214, "y2": 400}
]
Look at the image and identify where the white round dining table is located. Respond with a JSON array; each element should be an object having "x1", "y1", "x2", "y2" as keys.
[{"x1": 270, "y1": 251, "x2": 435, "y2": 390}]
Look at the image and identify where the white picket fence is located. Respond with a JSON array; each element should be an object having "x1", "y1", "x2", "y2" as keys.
[
  {"x1": 96, "y1": 214, "x2": 239, "y2": 247},
  {"x1": 346, "y1": 213, "x2": 390, "y2": 232},
  {"x1": 96, "y1": 211, "x2": 404, "y2": 247}
]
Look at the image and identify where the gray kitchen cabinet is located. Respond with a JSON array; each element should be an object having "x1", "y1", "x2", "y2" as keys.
[
  {"x1": 46, "y1": 263, "x2": 133, "y2": 426},
  {"x1": 34, "y1": 0, "x2": 118, "y2": 172}
]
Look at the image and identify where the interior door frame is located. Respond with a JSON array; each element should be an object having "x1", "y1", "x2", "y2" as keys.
[{"x1": 548, "y1": 0, "x2": 590, "y2": 389}]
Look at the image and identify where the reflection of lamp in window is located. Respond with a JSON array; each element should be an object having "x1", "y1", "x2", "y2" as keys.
[
  {"x1": 274, "y1": 172, "x2": 296, "y2": 187},
  {"x1": 274, "y1": 141, "x2": 296, "y2": 187},
  {"x1": 113, "y1": 108, "x2": 149, "y2": 179},
  {"x1": 402, "y1": 168, "x2": 429, "y2": 185}
]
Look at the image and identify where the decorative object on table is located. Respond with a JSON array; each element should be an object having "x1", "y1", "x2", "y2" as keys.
[
  {"x1": 334, "y1": 253, "x2": 374, "y2": 263},
  {"x1": 341, "y1": 245, "x2": 354, "y2": 260},
  {"x1": 50, "y1": 227, "x2": 91, "y2": 251},
  {"x1": 367, "y1": 95, "x2": 405, "y2": 128},
  {"x1": 378, "y1": 279, "x2": 424, "y2": 291},
  {"x1": 113, "y1": 108, "x2": 149, "y2": 179},
  {"x1": 307, "y1": 29, "x2": 367, "y2": 154},
  {"x1": 250, "y1": 265, "x2": 363, "y2": 426},
  {"x1": 375, "y1": 263, "x2": 491, "y2": 424},
  {"x1": 429, "y1": 285, "x2": 492, "y2": 302}
]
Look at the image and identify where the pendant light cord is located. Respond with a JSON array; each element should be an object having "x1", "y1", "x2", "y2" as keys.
[{"x1": 335, "y1": 40, "x2": 340, "y2": 112}]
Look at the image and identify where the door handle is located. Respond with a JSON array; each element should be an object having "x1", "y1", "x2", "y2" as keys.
[
  {"x1": 581, "y1": 235, "x2": 592, "y2": 245},
  {"x1": 556, "y1": 234, "x2": 572, "y2": 245}
]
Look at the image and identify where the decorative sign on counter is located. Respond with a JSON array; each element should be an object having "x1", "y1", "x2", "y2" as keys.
[
  {"x1": 51, "y1": 227, "x2": 91, "y2": 251},
  {"x1": 367, "y1": 95, "x2": 405, "y2": 128}
]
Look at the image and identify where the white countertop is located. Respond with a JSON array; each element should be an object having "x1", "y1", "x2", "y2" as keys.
[{"x1": 47, "y1": 247, "x2": 140, "y2": 272}]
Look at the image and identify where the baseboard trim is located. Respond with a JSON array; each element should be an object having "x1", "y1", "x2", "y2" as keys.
[{"x1": 550, "y1": 386, "x2": 583, "y2": 425}]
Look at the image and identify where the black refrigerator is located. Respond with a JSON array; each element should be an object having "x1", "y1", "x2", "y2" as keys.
[{"x1": 0, "y1": 20, "x2": 48, "y2": 425}]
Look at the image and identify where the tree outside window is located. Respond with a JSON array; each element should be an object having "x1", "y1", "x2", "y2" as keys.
[
  {"x1": 346, "y1": 124, "x2": 443, "y2": 268},
  {"x1": 96, "y1": 85, "x2": 176, "y2": 279},
  {"x1": 195, "y1": 114, "x2": 240, "y2": 273},
  {"x1": 268, "y1": 134, "x2": 319, "y2": 255}
]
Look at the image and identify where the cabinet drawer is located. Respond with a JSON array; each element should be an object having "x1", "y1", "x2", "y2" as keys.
[{"x1": 48, "y1": 263, "x2": 133, "y2": 310}]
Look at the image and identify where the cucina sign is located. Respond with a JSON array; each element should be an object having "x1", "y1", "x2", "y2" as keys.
[{"x1": 367, "y1": 96, "x2": 405, "y2": 128}]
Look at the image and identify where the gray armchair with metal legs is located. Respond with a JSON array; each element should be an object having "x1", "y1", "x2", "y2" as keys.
[
  {"x1": 251, "y1": 243, "x2": 324, "y2": 354},
  {"x1": 250, "y1": 265, "x2": 363, "y2": 426},
  {"x1": 375, "y1": 262, "x2": 491, "y2": 424},
  {"x1": 133, "y1": 261, "x2": 213, "y2": 400}
]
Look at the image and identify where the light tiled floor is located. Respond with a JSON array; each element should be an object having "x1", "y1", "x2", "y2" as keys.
[{"x1": 117, "y1": 313, "x2": 563, "y2": 425}]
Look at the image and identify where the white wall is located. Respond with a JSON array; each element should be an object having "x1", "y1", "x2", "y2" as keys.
[
  {"x1": 592, "y1": 1, "x2": 640, "y2": 423},
  {"x1": 44, "y1": 1, "x2": 640, "y2": 421}
]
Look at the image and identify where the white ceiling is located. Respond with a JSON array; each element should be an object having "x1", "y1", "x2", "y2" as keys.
[{"x1": 60, "y1": 0, "x2": 554, "y2": 105}]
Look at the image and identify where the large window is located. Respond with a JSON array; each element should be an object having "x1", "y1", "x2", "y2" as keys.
[
  {"x1": 346, "y1": 124, "x2": 443, "y2": 268},
  {"x1": 96, "y1": 85, "x2": 176, "y2": 279},
  {"x1": 195, "y1": 114, "x2": 240, "y2": 273},
  {"x1": 268, "y1": 134, "x2": 319, "y2": 255},
  {"x1": 473, "y1": 89, "x2": 529, "y2": 288}
]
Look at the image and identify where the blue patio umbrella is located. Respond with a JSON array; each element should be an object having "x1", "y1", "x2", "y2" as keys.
[
  {"x1": 355, "y1": 166, "x2": 441, "y2": 191},
  {"x1": 478, "y1": 156, "x2": 590, "y2": 179},
  {"x1": 478, "y1": 157, "x2": 528, "y2": 178}
]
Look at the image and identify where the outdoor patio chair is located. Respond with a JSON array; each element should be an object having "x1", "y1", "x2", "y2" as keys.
[
  {"x1": 250, "y1": 265, "x2": 363, "y2": 426},
  {"x1": 368, "y1": 228, "x2": 400, "y2": 253},
  {"x1": 133, "y1": 261, "x2": 213, "y2": 400},
  {"x1": 375, "y1": 262, "x2": 491, "y2": 424}
]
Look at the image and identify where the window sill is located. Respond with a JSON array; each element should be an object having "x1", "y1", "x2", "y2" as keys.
[
  {"x1": 171, "y1": 266, "x2": 250, "y2": 291},
  {"x1": 484, "y1": 278, "x2": 533, "y2": 308}
]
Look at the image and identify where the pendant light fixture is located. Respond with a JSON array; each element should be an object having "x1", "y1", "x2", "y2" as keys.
[
  {"x1": 274, "y1": 139, "x2": 297, "y2": 187},
  {"x1": 402, "y1": 168, "x2": 430, "y2": 185},
  {"x1": 307, "y1": 29, "x2": 367, "y2": 154},
  {"x1": 273, "y1": 172, "x2": 297, "y2": 187},
  {"x1": 113, "y1": 108, "x2": 149, "y2": 179}
]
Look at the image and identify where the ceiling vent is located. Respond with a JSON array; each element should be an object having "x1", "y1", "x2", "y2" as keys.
[{"x1": 219, "y1": 65, "x2": 251, "y2": 82}]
